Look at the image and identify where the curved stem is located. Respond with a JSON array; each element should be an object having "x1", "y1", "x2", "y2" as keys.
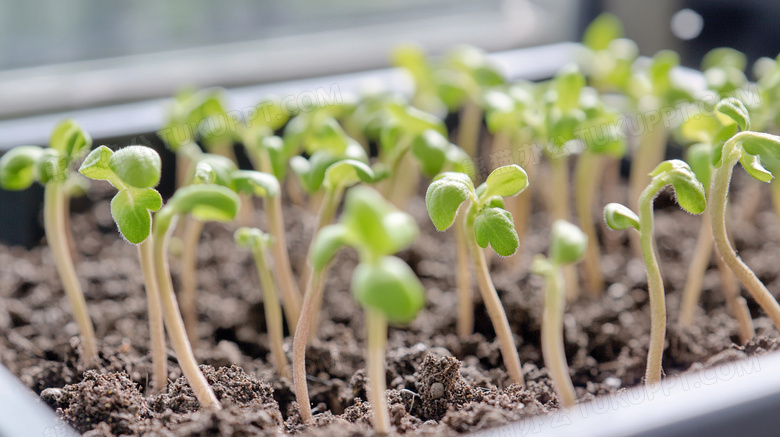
[
  {"x1": 710, "y1": 148, "x2": 780, "y2": 329},
  {"x1": 455, "y1": 211, "x2": 474, "y2": 338},
  {"x1": 575, "y1": 152, "x2": 604, "y2": 295},
  {"x1": 541, "y1": 268, "x2": 576, "y2": 407},
  {"x1": 638, "y1": 180, "x2": 666, "y2": 385},
  {"x1": 266, "y1": 195, "x2": 302, "y2": 334},
  {"x1": 251, "y1": 245, "x2": 290, "y2": 378},
  {"x1": 366, "y1": 308, "x2": 390, "y2": 433},
  {"x1": 678, "y1": 209, "x2": 714, "y2": 327},
  {"x1": 293, "y1": 268, "x2": 327, "y2": 424},
  {"x1": 138, "y1": 237, "x2": 167, "y2": 392},
  {"x1": 179, "y1": 216, "x2": 204, "y2": 347},
  {"x1": 153, "y1": 216, "x2": 221, "y2": 410},
  {"x1": 466, "y1": 209, "x2": 525, "y2": 387},
  {"x1": 44, "y1": 183, "x2": 97, "y2": 360}
]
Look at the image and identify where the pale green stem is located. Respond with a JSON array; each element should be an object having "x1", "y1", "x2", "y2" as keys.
[
  {"x1": 630, "y1": 127, "x2": 668, "y2": 256},
  {"x1": 293, "y1": 268, "x2": 327, "y2": 424},
  {"x1": 266, "y1": 195, "x2": 302, "y2": 334},
  {"x1": 678, "y1": 209, "x2": 714, "y2": 328},
  {"x1": 550, "y1": 157, "x2": 579, "y2": 301},
  {"x1": 714, "y1": 251, "x2": 755, "y2": 344},
  {"x1": 459, "y1": 99, "x2": 482, "y2": 159},
  {"x1": 366, "y1": 308, "x2": 390, "y2": 434},
  {"x1": 541, "y1": 266, "x2": 576, "y2": 407},
  {"x1": 138, "y1": 237, "x2": 167, "y2": 392},
  {"x1": 771, "y1": 179, "x2": 780, "y2": 246},
  {"x1": 44, "y1": 183, "x2": 97, "y2": 360},
  {"x1": 455, "y1": 211, "x2": 473, "y2": 338},
  {"x1": 575, "y1": 151, "x2": 604, "y2": 295},
  {"x1": 179, "y1": 216, "x2": 204, "y2": 347},
  {"x1": 251, "y1": 244, "x2": 290, "y2": 378}
]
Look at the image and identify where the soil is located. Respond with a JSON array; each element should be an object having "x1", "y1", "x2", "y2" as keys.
[{"x1": 1, "y1": 158, "x2": 779, "y2": 436}]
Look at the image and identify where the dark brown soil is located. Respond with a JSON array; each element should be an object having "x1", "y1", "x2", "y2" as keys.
[{"x1": 1, "y1": 163, "x2": 779, "y2": 436}]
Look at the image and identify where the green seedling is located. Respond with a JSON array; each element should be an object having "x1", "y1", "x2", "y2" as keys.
[
  {"x1": 293, "y1": 187, "x2": 424, "y2": 433},
  {"x1": 707, "y1": 98, "x2": 780, "y2": 331},
  {"x1": 426, "y1": 165, "x2": 528, "y2": 386},
  {"x1": 152, "y1": 183, "x2": 240, "y2": 410},
  {"x1": 0, "y1": 120, "x2": 97, "y2": 360},
  {"x1": 235, "y1": 227, "x2": 289, "y2": 378},
  {"x1": 701, "y1": 47, "x2": 749, "y2": 98},
  {"x1": 532, "y1": 220, "x2": 587, "y2": 407},
  {"x1": 580, "y1": 13, "x2": 638, "y2": 94},
  {"x1": 78, "y1": 145, "x2": 168, "y2": 391},
  {"x1": 604, "y1": 159, "x2": 706, "y2": 384}
]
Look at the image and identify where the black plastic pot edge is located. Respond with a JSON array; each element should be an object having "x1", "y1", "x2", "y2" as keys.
[
  {"x1": 470, "y1": 350, "x2": 780, "y2": 437},
  {"x1": 0, "y1": 363, "x2": 77, "y2": 436}
]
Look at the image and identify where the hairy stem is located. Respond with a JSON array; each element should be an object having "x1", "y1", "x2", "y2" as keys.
[
  {"x1": 541, "y1": 268, "x2": 576, "y2": 407},
  {"x1": 638, "y1": 179, "x2": 666, "y2": 385},
  {"x1": 630, "y1": 127, "x2": 668, "y2": 256},
  {"x1": 455, "y1": 212, "x2": 474, "y2": 338},
  {"x1": 266, "y1": 195, "x2": 303, "y2": 334},
  {"x1": 180, "y1": 216, "x2": 204, "y2": 347},
  {"x1": 293, "y1": 268, "x2": 327, "y2": 424},
  {"x1": 251, "y1": 245, "x2": 290, "y2": 378},
  {"x1": 153, "y1": 215, "x2": 221, "y2": 409},
  {"x1": 575, "y1": 152, "x2": 604, "y2": 295},
  {"x1": 715, "y1": 252, "x2": 755, "y2": 344},
  {"x1": 44, "y1": 183, "x2": 97, "y2": 360},
  {"x1": 138, "y1": 237, "x2": 167, "y2": 392},
  {"x1": 678, "y1": 209, "x2": 713, "y2": 328},
  {"x1": 366, "y1": 308, "x2": 390, "y2": 434}
]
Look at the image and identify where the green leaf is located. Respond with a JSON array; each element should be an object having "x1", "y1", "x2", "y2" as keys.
[
  {"x1": 648, "y1": 50, "x2": 679, "y2": 93},
  {"x1": 79, "y1": 145, "x2": 116, "y2": 183},
  {"x1": 109, "y1": 146, "x2": 162, "y2": 189},
  {"x1": 473, "y1": 207, "x2": 519, "y2": 256},
  {"x1": 680, "y1": 112, "x2": 719, "y2": 144},
  {"x1": 231, "y1": 170, "x2": 280, "y2": 198},
  {"x1": 323, "y1": 159, "x2": 375, "y2": 189},
  {"x1": 306, "y1": 117, "x2": 349, "y2": 155},
  {"x1": 583, "y1": 13, "x2": 623, "y2": 51},
  {"x1": 483, "y1": 164, "x2": 529, "y2": 198},
  {"x1": 37, "y1": 149, "x2": 68, "y2": 185},
  {"x1": 686, "y1": 143, "x2": 712, "y2": 189},
  {"x1": 445, "y1": 146, "x2": 476, "y2": 180},
  {"x1": 604, "y1": 203, "x2": 639, "y2": 231},
  {"x1": 715, "y1": 98, "x2": 750, "y2": 131},
  {"x1": 110, "y1": 187, "x2": 163, "y2": 244},
  {"x1": 342, "y1": 186, "x2": 418, "y2": 257},
  {"x1": 740, "y1": 152, "x2": 773, "y2": 182},
  {"x1": 549, "y1": 219, "x2": 587, "y2": 265},
  {"x1": 739, "y1": 131, "x2": 780, "y2": 160},
  {"x1": 234, "y1": 227, "x2": 272, "y2": 250},
  {"x1": 310, "y1": 224, "x2": 349, "y2": 271},
  {"x1": 196, "y1": 154, "x2": 237, "y2": 186},
  {"x1": 387, "y1": 103, "x2": 447, "y2": 137},
  {"x1": 702, "y1": 47, "x2": 747, "y2": 71},
  {"x1": 411, "y1": 130, "x2": 449, "y2": 177},
  {"x1": 192, "y1": 162, "x2": 216, "y2": 184},
  {"x1": 649, "y1": 159, "x2": 706, "y2": 214},
  {"x1": 351, "y1": 256, "x2": 425, "y2": 325},
  {"x1": 0, "y1": 146, "x2": 45, "y2": 190},
  {"x1": 425, "y1": 173, "x2": 473, "y2": 231},
  {"x1": 554, "y1": 64, "x2": 585, "y2": 112},
  {"x1": 49, "y1": 119, "x2": 92, "y2": 161},
  {"x1": 166, "y1": 184, "x2": 240, "y2": 222},
  {"x1": 712, "y1": 124, "x2": 738, "y2": 167}
]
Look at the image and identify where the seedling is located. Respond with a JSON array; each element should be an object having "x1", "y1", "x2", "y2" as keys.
[
  {"x1": 234, "y1": 227, "x2": 289, "y2": 378},
  {"x1": 0, "y1": 120, "x2": 97, "y2": 360},
  {"x1": 426, "y1": 165, "x2": 528, "y2": 386},
  {"x1": 152, "y1": 183, "x2": 240, "y2": 409},
  {"x1": 293, "y1": 187, "x2": 424, "y2": 433},
  {"x1": 580, "y1": 13, "x2": 638, "y2": 94},
  {"x1": 532, "y1": 220, "x2": 587, "y2": 408},
  {"x1": 604, "y1": 159, "x2": 706, "y2": 384},
  {"x1": 77, "y1": 145, "x2": 168, "y2": 391},
  {"x1": 707, "y1": 98, "x2": 780, "y2": 331}
]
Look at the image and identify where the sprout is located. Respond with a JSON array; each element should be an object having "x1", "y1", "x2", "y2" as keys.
[
  {"x1": 579, "y1": 13, "x2": 637, "y2": 93},
  {"x1": 604, "y1": 159, "x2": 706, "y2": 384},
  {"x1": 532, "y1": 220, "x2": 587, "y2": 408},
  {"x1": 0, "y1": 120, "x2": 97, "y2": 360},
  {"x1": 234, "y1": 227, "x2": 289, "y2": 378},
  {"x1": 78, "y1": 145, "x2": 167, "y2": 391},
  {"x1": 152, "y1": 184, "x2": 240, "y2": 410},
  {"x1": 425, "y1": 165, "x2": 528, "y2": 386},
  {"x1": 293, "y1": 187, "x2": 424, "y2": 432}
]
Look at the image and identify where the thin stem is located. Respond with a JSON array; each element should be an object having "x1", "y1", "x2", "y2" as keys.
[
  {"x1": 251, "y1": 245, "x2": 290, "y2": 378},
  {"x1": 541, "y1": 268, "x2": 576, "y2": 407},
  {"x1": 630, "y1": 127, "x2": 668, "y2": 256},
  {"x1": 710, "y1": 146, "x2": 780, "y2": 329},
  {"x1": 293, "y1": 268, "x2": 327, "y2": 424},
  {"x1": 549, "y1": 157, "x2": 579, "y2": 301},
  {"x1": 389, "y1": 153, "x2": 420, "y2": 209},
  {"x1": 771, "y1": 179, "x2": 780, "y2": 246},
  {"x1": 715, "y1": 251, "x2": 755, "y2": 344},
  {"x1": 638, "y1": 179, "x2": 667, "y2": 385},
  {"x1": 458, "y1": 99, "x2": 482, "y2": 159},
  {"x1": 153, "y1": 215, "x2": 221, "y2": 410},
  {"x1": 266, "y1": 195, "x2": 302, "y2": 334},
  {"x1": 455, "y1": 211, "x2": 474, "y2": 338},
  {"x1": 44, "y1": 183, "x2": 97, "y2": 360},
  {"x1": 466, "y1": 209, "x2": 525, "y2": 387},
  {"x1": 138, "y1": 237, "x2": 167, "y2": 392},
  {"x1": 366, "y1": 308, "x2": 390, "y2": 434},
  {"x1": 678, "y1": 209, "x2": 714, "y2": 328},
  {"x1": 575, "y1": 151, "x2": 604, "y2": 295},
  {"x1": 179, "y1": 216, "x2": 204, "y2": 347},
  {"x1": 601, "y1": 158, "x2": 623, "y2": 253}
]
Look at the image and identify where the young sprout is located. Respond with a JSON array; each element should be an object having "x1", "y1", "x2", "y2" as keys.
[
  {"x1": 604, "y1": 159, "x2": 706, "y2": 384},
  {"x1": 0, "y1": 120, "x2": 97, "y2": 360},
  {"x1": 426, "y1": 165, "x2": 528, "y2": 386},
  {"x1": 78, "y1": 145, "x2": 167, "y2": 391},
  {"x1": 234, "y1": 227, "x2": 289, "y2": 378},
  {"x1": 152, "y1": 184, "x2": 240, "y2": 410},
  {"x1": 708, "y1": 98, "x2": 780, "y2": 331},
  {"x1": 532, "y1": 220, "x2": 587, "y2": 408},
  {"x1": 580, "y1": 13, "x2": 638, "y2": 94},
  {"x1": 293, "y1": 187, "x2": 424, "y2": 433}
]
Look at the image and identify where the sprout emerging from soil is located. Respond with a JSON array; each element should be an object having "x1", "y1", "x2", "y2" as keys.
[
  {"x1": 708, "y1": 97, "x2": 780, "y2": 331},
  {"x1": 0, "y1": 120, "x2": 97, "y2": 360},
  {"x1": 604, "y1": 159, "x2": 706, "y2": 384},
  {"x1": 152, "y1": 184, "x2": 240, "y2": 410},
  {"x1": 426, "y1": 164, "x2": 529, "y2": 386},
  {"x1": 78, "y1": 145, "x2": 167, "y2": 391},
  {"x1": 532, "y1": 220, "x2": 587, "y2": 408},
  {"x1": 293, "y1": 187, "x2": 424, "y2": 433},
  {"x1": 234, "y1": 227, "x2": 289, "y2": 378}
]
